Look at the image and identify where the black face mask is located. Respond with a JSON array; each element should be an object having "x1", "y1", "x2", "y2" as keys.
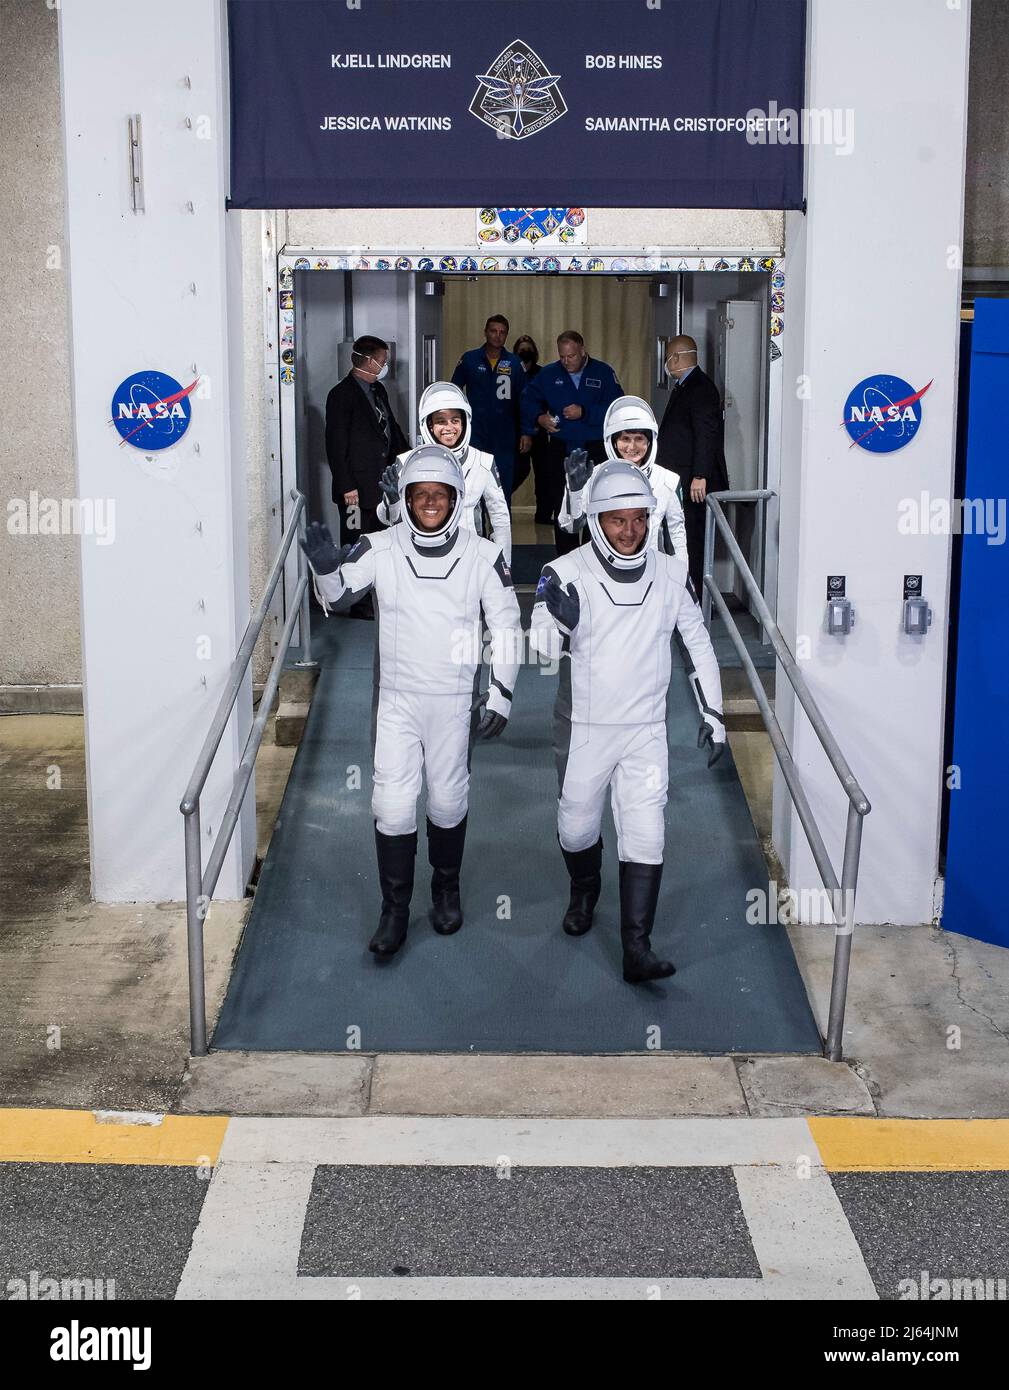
[{"x1": 518, "y1": 349, "x2": 536, "y2": 363}]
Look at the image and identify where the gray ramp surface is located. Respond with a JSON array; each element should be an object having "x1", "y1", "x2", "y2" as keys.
[{"x1": 213, "y1": 609, "x2": 820, "y2": 1054}]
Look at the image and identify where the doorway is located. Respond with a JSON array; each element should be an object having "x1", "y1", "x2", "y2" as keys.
[
  {"x1": 214, "y1": 250, "x2": 818, "y2": 1057},
  {"x1": 289, "y1": 264, "x2": 775, "y2": 608}
]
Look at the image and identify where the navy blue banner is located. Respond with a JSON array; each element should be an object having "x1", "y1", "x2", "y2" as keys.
[{"x1": 227, "y1": 0, "x2": 806, "y2": 210}]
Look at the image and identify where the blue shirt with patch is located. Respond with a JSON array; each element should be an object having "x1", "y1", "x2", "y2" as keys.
[
  {"x1": 520, "y1": 356, "x2": 623, "y2": 447},
  {"x1": 451, "y1": 346, "x2": 526, "y2": 485}
]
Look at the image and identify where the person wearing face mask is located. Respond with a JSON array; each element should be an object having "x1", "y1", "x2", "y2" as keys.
[
  {"x1": 529, "y1": 460, "x2": 725, "y2": 985},
  {"x1": 301, "y1": 445, "x2": 522, "y2": 960},
  {"x1": 655, "y1": 335, "x2": 730, "y2": 595},
  {"x1": 519, "y1": 331, "x2": 623, "y2": 555},
  {"x1": 451, "y1": 314, "x2": 526, "y2": 501},
  {"x1": 558, "y1": 395, "x2": 687, "y2": 560},
  {"x1": 510, "y1": 335, "x2": 552, "y2": 523},
  {"x1": 325, "y1": 335, "x2": 409, "y2": 618},
  {"x1": 376, "y1": 381, "x2": 511, "y2": 562}
]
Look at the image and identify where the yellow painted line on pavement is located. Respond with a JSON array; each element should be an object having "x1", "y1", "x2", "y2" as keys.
[
  {"x1": 0, "y1": 1109, "x2": 228, "y2": 1166},
  {"x1": 810, "y1": 1118, "x2": 1009, "y2": 1171}
]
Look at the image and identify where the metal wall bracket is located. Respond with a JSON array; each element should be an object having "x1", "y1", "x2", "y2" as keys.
[{"x1": 128, "y1": 115, "x2": 144, "y2": 213}]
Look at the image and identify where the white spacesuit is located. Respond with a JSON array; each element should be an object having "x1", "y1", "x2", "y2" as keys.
[
  {"x1": 303, "y1": 445, "x2": 521, "y2": 958},
  {"x1": 530, "y1": 460, "x2": 725, "y2": 983},
  {"x1": 558, "y1": 395, "x2": 687, "y2": 558},
  {"x1": 377, "y1": 381, "x2": 512, "y2": 562}
]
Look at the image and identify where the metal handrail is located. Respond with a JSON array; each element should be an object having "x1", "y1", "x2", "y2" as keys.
[
  {"x1": 702, "y1": 489, "x2": 871, "y2": 1061},
  {"x1": 180, "y1": 488, "x2": 314, "y2": 1055}
]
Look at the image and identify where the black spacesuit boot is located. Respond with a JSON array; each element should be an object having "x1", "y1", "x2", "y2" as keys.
[
  {"x1": 427, "y1": 815, "x2": 466, "y2": 934},
  {"x1": 560, "y1": 838, "x2": 603, "y2": 936},
  {"x1": 369, "y1": 826, "x2": 417, "y2": 957},
  {"x1": 619, "y1": 860, "x2": 676, "y2": 983}
]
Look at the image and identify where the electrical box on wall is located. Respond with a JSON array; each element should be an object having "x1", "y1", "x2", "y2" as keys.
[
  {"x1": 826, "y1": 575, "x2": 854, "y2": 636},
  {"x1": 337, "y1": 340, "x2": 397, "y2": 379},
  {"x1": 902, "y1": 574, "x2": 932, "y2": 636}
]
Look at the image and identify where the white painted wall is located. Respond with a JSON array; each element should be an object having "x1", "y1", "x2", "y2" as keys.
[
  {"x1": 775, "y1": 0, "x2": 971, "y2": 925},
  {"x1": 59, "y1": 0, "x2": 254, "y2": 901}
]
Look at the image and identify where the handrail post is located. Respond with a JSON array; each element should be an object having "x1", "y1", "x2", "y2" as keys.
[
  {"x1": 180, "y1": 488, "x2": 311, "y2": 1057},
  {"x1": 824, "y1": 801, "x2": 864, "y2": 1061},
  {"x1": 184, "y1": 803, "x2": 208, "y2": 1056},
  {"x1": 701, "y1": 502, "x2": 716, "y2": 629},
  {"x1": 701, "y1": 487, "x2": 870, "y2": 1064},
  {"x1": 294, "y1": 491, "x2": 317, "y2": 669}
]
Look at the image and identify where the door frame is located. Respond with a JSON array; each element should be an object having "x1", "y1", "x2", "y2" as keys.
[{"x1": 270, "y1": 244, "x2": 787, "y2": 640}]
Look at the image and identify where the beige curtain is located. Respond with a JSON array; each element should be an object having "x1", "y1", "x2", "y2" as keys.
[{"x1": 442, "y1": 276, "x2": 651, "y2": 401}]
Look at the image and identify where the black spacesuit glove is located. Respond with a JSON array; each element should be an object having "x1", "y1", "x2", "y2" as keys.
[
  {"x1": 299, "y1": 521, "x2": 355, "y2": 575},
  {"x1": 471, "y1": 694, "x2": 508, "y2": 741},
  {"x1": 697, "y1": 722, "x2": 726, "y2": 768},
  {"x1": 379, "y1": 463, "x2": 400, "y2": 507},
  {"x1": 543, "y1": 574, "x2": 580, "y2": 633},
  {"x1": 476, "y1": 710, "x2": 508, "y2": 740},
  {"x1": 563, "y1": 447, "x2": 592, "y2": 494}
]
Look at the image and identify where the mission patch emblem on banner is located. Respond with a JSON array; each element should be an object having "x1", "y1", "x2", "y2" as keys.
[
  {"x1": 470, "y1": 40, "x2": 566, "y2": 141},
  {"x1": 477, "y1": 207, "x2": 587, "y2": 246}
]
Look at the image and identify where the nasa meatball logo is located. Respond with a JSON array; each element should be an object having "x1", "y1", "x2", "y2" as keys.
[
  {"x1": 111, "y1": 369, "x2": 197, "y2": 451},
  {"x1": 842, "y1": 373, "x2": 932, "y2": 454},
  {"x1": 470, "y1": 40, "x2": 565, "y2": 141}
]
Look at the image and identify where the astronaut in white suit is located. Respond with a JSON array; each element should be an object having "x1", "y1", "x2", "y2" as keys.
[
  {"x1": 558, "y1": 395, "x2": 687, "y2": 559},
  {"x1": 377, "y1": 381, "x2": 512, "y2": 562},
  {"x1": 302, "y1": 445, "x2": 521, "y2": 959},
  {"x1": 530, "y1": 460, "x2": 725, "y2": 984}
]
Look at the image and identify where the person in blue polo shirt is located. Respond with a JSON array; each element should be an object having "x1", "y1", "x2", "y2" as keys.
[
  {"x1": 451, "y1": 314, "x2": 525, "y2": 501},
  {"x1": 519, "y1": 330, "x2": 623, "y2": 553}
]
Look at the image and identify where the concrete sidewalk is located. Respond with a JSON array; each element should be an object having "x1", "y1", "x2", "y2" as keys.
[{"x1": 1, "y1": 715, "x2": 1006, "y2": 1119}]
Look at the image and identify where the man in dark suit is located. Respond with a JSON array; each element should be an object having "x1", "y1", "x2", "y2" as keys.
[
  {"x1": 325, "y1": 334, "x2": 408, "y2": 617},
  {"x1": 656, "y1": 336, "x2": 730, "y2": 596}
]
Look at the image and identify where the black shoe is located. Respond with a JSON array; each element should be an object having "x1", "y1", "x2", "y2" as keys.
[
  {"x1": 560, "y1": 838, "x2": 602, "y2": 936},
  {"x1": 369, "y1": 826, "x2": 416, "y2": 957},
  {"x1": 427, "y1": 815, "x2": 466, "y2": 934},
  {"x1": 619, "y1": 860, "x2": 675, "y2": 983}
]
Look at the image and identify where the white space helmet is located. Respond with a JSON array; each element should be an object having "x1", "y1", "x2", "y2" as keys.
[
  {"x1": 585, "y1": 459, "x2": 656, "y2": 570},
  {"x1": 603, "y1": 395, "x2": 658, "y2": 474},
  {"x1": 399, "y1": 444, "x2": 465, "y2": 546},
  {"x1": 418, "y1": 381, "x2": 472, "y2": 462}
]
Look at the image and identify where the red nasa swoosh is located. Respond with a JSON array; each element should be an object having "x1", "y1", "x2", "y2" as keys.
[
  {"x1": 113, "y1": 377, "x2": 200, "y2": 446},
  {"x1": 845, "y1": 379, "x2": 933, "y2": 449}
]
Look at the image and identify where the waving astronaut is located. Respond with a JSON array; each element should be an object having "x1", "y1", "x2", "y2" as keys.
[
  {"x1": 301, "y1": 445, "x2": 521, "y2": 959},
  {"x1": 530, "y1": 460, "x2": 725, "y2": 984},
  {"x1": 377, "y1": 381, "x2": 512, "y2": 563},
  {"x1": 558, "y1": 395, "x2": 686, "y2": 560}
]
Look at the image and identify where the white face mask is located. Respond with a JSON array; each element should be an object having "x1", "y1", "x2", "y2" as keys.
[{"x1": 359, "y1": 355, "x2": 389, "y2": 382}]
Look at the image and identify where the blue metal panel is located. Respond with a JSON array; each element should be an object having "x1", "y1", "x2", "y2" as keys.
[{"x1": 943, "y1": 299, "x2": 1009, "y2": 947}]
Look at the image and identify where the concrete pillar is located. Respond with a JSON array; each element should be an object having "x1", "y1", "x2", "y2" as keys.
[
  {"x1": 59, "y1": 0, "x2": 254, "y2": 901},
  {"x1": 775, "y1": 0, "x2": 971, "y2": 924}
]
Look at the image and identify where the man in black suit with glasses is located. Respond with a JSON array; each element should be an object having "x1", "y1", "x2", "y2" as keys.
[
  {"x1": 656, "y1": 336, "x2": 730, "y2": 597},
  {"x1": 325, "y1": 334, "x2": 408, "y2": 617}
]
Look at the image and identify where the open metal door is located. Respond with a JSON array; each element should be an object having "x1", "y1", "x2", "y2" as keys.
[
  {"x1": 649, "y1": 275, "x2": 681, "y2": 419},
  {"x1": 409, "y1": 273, "x2": 444, "y2": 443},
  {"x1": 717, "y1": 299, "x2": 767, "y2": 611}
]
